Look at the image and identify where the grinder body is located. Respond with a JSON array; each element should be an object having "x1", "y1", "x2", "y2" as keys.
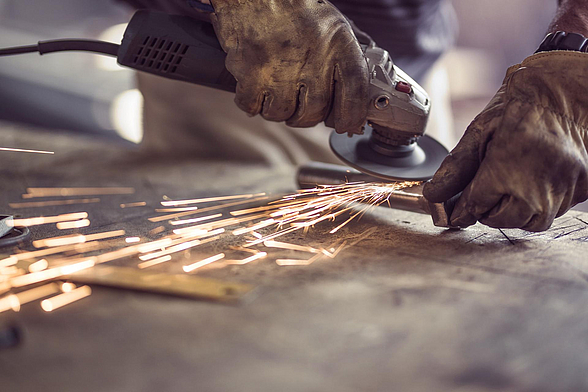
[{"x1": 117, "y1": 10, "x2": 447, "y2": 181}]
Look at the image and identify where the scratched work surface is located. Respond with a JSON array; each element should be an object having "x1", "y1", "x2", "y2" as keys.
[{"x1": 1, "y1": 122, "x2": 588, "y2": 392}]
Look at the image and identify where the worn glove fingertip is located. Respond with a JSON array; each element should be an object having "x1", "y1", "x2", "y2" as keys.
[
  {"x1": 449, "y1": 204, "x2": 478, "y2": 229},
  {"x1": 422, "y1": 179, "x2": 445, "y2": 203}
]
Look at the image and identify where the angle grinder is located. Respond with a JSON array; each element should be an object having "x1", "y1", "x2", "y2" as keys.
[{"x1": 0, "y1": 10, "x2": 447, "y2": 182}]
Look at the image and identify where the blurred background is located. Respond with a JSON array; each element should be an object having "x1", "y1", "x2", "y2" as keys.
[{"x1": 0, "y1": 0, "x2": 139, "y2": 142}]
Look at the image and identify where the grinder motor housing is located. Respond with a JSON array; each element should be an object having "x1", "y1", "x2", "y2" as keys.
[{"x1": 116, "y1": 11, "x2": 447, "y2": 181}]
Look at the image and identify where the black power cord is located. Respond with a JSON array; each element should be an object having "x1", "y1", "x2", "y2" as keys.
[
  {"x1": 0, "y1": 39, "x2": 119, "y2": 57},
  {"x1": 0, "y1": 10, "x2": 237, "y2": 92}
]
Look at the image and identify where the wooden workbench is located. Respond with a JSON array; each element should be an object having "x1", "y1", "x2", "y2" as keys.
[{"x1": 1, "y1": 123, "x2": 587, "y2": 392}]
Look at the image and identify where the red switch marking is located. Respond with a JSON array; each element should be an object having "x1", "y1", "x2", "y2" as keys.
[{"x1": 395, "y1": 81, "x2": 412, "y2": 94}]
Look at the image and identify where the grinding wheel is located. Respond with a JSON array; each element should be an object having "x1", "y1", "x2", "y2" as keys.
[{"x1": 329, "y1": 126, "x2": 449, "y2": 182}]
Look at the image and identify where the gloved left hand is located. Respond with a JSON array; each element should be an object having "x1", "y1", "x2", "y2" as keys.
[{"x1": 423, "y1": 51, "x2": 588, "y2": 232}]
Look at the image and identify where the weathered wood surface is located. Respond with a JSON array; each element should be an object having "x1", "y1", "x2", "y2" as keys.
[{"x1": 1, "y1": 124, "x2": 587, "y2": 392}]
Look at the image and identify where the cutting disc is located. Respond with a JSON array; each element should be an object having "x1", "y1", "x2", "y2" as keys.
[{"x1": 329, "y1": 126, "x2": 448, "y2": 182}]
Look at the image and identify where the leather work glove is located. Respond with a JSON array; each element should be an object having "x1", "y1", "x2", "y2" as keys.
[
  {"x1": 209, "y1": 0, "x2": 369, "y2": 134},
  {"x1": 423, "y1": 52, "x2": 588, "y2": 232}
]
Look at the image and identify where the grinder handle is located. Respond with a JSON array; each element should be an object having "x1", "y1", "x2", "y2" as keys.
[{"x1": 118, "y1": 10, "x2": 237, "y2": 92}]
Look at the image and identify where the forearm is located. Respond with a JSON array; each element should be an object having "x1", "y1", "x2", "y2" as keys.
[{"x1": 549, "y1": 0, "x2": 588, "y2": 35}]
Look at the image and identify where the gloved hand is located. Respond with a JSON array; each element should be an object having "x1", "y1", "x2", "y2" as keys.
[
  {"x1": 209, "y1": 0, "x2": 369, "y2": 134},
  {"x1": 423, "y1": 52, "x2": 588, "y2": 232}
]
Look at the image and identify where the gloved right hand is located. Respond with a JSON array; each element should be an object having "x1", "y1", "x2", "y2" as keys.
[{"x1": 209, "y1": 0, "x2": 369, "y2": 135}]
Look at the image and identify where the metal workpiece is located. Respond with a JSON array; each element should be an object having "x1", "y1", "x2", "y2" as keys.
[{"x1": 297, "y1": 162, "x2": 460, "y2": 228}]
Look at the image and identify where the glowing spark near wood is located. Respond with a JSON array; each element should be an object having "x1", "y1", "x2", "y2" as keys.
[
  {"x1": 263, "y1": 240, "x2": 321, "y2": 254},
  {"x1": 23, "y1": 187, "x2": 134, "y2": 198},
  {"x1": 0, "y1": 241, "x2": 103, "y2": 266},
  {"x1": 120, "y1": 202, "x2": 147, "y2": 208},
  {"x1": 56, "y1": 219, "x2": 91, "y2": 230},
  {"x1": 225, "y1": 252, "x2": 267, "y2": 265},
  {"x1": 183, "y1": 253, "x2": 226, "y2": 272},
  {"x1": 0, "y1": 294, "x2": 20, "y2": 313},
  {"x1": 28, "y1": 259, "x2": 49, "y2": 273},
  {"x1": 149, "y1": 226, "x2": 165, "y2": 235},
  {"x1": 17, "y1": 283, "x2": 61, "y2": 304},
  {"x1": 161, "y1": 193, "x2": 266, "y2": 207},
  {"x1": 9, "y1": 259, "x2": 95, "y2": 288},
  {"x1": 41, "y1": 285, "x2": 92, "y2": 312},
  {"x1": 9, "y1": 198, "x2": 100, "y2": 209},
  {"x1": 13, "y1": 212, "x2": 88, "y2": 227},
  {"x1": 276, "y1": 254, "x2": 322, "y2": 266},
  {"x1": 32, "y1": 230, "x2": 125, "y2": 248},
  {"x1": 139, "y1": 238, "x2": 208, "y2": 261},
  {"x1": 0, "y1": 147, "x2": 54, "y2": 154},
  {"x1": 61, "y1": 283, "x2": 76, "y2": 293},
  {"x1": 149, "y1": 196, "x2": 269, "y2": 222},
  {"x1": 138, "y1": 255, "x2": 172, "y2": 269}
]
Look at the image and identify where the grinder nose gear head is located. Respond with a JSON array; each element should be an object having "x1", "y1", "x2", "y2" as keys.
[
  {"x1": 330, "y1": 43, "x2": 448, "y2": 182},
  {"x1": 330, "y1": 127, "x2": 448, "y2": 182}
]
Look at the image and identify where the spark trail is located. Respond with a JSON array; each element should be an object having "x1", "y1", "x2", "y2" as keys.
[{"x1": 0, "y1": 180, "x2": 418, "y2": 313}]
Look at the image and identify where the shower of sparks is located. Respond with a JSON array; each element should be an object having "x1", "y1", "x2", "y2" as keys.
[
  {"x1": 0, "y1": 180, "x2": 418, "y2": 314},
  {"x1": 0, "y1": 147, "x2": 54, "y2": 154}
]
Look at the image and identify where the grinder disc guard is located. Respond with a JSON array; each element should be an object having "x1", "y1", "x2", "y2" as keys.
[{"x1": 329, "y1": 126, "x2": 448, "y2": 182}]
